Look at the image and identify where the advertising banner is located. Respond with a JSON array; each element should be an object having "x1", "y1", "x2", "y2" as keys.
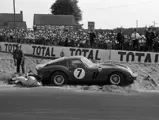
[
  {"x1": 0, "y1": 42, "x2": 110, "y2": 61},
  {"x1": 1, "y1": 42, "x2": 159, "y2": 64},
  {"x1": 111, "y1": 50, "x2": 159, "y2": 64}
]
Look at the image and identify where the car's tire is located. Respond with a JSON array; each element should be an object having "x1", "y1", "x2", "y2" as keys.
[
  {"x1": 108, "y1": 72, "x2": 124, "y2": 86},
  {"x1": 50, "y1": 72, "x2": 67, "y2": 86}
]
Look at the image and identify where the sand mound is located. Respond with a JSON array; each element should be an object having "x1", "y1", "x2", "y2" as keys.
[
  {"x1": 0, "y1": 53, "x2": 50, "y2": 75},
  {"x1": 59, "y1": 85, "x2": 139, "y2": 94},
  {"x1": 0, "y1": 52, "x2": 159, "y2": 93}
]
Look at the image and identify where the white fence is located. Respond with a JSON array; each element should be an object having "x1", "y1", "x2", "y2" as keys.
[{"x1": 0, "y1": 42, "x2": 159, "y2": 64}]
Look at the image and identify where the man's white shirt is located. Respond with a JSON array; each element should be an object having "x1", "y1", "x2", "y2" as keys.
[{"x1": 131, "y1": 32, "x2": 141, "y2": 40}]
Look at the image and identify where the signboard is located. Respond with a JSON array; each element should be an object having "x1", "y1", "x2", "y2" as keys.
[
  {"x1": 0, "y1": 42, "x2": 110, "y2": 61},
  {"x1": 1, "y1": 42, "x2": 159, "y2": 64},
  {"x1": 88, "y1": 22, "x2": 95, "y2": 30},
  {"x1": 111, "y1": 50, "x2": 159, "y2": 64}
]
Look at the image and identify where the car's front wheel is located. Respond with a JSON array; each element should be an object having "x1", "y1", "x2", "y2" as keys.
[
  {"x1": 108, "y1": 72, "x2": 124, "y2": 86},
  {"x1": 50, "y1": 72, "x2": 67, "y2": 86}
]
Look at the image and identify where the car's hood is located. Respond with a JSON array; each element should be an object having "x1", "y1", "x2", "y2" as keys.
[
  {"x1": 99, "y1": 63, "x2": 138, "y2": 77},
  {"x1": 95, "y1": 63, "x2": 130, "y2": 70},
  {"x1": 36, "y1": 58, "x2": 65, "y2": 70},
  {"x1": 36, "y1": 63, "x2": 47, "y2": 70}
]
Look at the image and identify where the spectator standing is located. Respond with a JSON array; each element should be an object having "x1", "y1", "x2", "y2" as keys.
[
  {"x1": 131, "y1": 29, "x2": 140, "y2": 51},
  {"x1": 13, "y1": 44, "x2": 25, "y2": 74},
  {"x1": 145, "y1": 27, "x2": 156, "y2": 51},
  {"x1": 65, "y1": 37, "x2": 69, "y2": 46},
  {"x1": 89, "y1": 30, "x2": 96, "y2": 48},
  {"x1": 10, "y1": 30, "x2": 14, "y2": 42},
  {"x1": 116, "y1": 29, "x2": 124, "y2": 50}
]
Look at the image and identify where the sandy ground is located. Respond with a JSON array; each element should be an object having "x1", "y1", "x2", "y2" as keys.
[{"x1": 0, "y1": 52, "x2": 159, "y2": 93}]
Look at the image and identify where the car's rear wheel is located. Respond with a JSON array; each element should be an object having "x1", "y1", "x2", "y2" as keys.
[
  {"x1": 108, "y1": 72, "x2": 124, "y2": 86},
  {"x1": 50, "y1": 72, "x2": 67, "y2": 86}
]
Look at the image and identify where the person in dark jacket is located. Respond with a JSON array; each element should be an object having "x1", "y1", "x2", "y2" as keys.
[
  {"x1": 13, "y1": 44, "x2": 25, "y2": 74},
  {"x1": 116, "y1": 29, "x2": 124, "y2": 50},
  {"x1": 145, "y1": 27, "x2": 156, "y2": 51},
  {"x1": 65, "y1": 37, "x2": 68, "y2": 46},
  {"x1": 89, "y1": 30, "x2": 96, "y2": 48}
]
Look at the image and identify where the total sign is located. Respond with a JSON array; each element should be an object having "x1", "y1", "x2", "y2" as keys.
[
  {"x1": 111, "y1": 50, "x2": 159, "y2": 64},
  {"x1": 69, "y1": 48, "x2": 110, "y2": 61},
  {"x1": 0, "y1": 42, "x2": 110, "y2": 61},
  {"x1": 31, "y1": 45, "x2": 110, "y2": 61}
]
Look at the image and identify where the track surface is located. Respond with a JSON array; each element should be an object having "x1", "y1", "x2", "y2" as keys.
[{"x1": 0, "y1": 86, "x2": 159, "y2": 120}]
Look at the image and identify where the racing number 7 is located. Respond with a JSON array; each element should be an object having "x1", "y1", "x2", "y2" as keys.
[{"x1": 77, "y1": 69, "x2": 82, "y2": 78}]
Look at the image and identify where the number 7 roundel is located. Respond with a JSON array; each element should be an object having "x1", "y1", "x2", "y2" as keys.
[{"x1": 74, "y1": 68, "x2": 86, "y2": 79}]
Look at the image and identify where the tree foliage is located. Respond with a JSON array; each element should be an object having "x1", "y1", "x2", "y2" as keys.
[{"x1": 50, "y1": 0, "x2": 82, "y2": 23}]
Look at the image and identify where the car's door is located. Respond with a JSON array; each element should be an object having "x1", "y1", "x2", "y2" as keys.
[
  {"x1": 86, "y1": 67, "x2": 101, "y2": 81},
  {"x1": 85, "y1": 62, "x2": 107, "y2": 81},
  {"x1": 67, "y1": 59, "x2": 89, "y2": 81}
]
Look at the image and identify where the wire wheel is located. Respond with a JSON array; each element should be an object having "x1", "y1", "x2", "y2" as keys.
[
  {"x1": 109, "y1": 73, "x2": 124, "y2": 85},
  {"x1": 51, "y1": 72, "x2": 67, "y2": 86}
]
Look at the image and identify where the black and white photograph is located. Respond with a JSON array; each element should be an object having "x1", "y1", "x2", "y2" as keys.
[{"x1": 0, "y1": 0, "x2": 159, "y2": 120}]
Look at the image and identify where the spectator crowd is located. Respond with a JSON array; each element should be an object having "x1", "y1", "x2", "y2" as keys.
[{"x1": 0, "y1": 26, "x2": 159, "y2": 52}]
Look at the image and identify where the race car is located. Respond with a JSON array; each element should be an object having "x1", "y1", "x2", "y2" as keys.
[{"x1": 36, "y1": 56, "x2": 137, "y2": 86}]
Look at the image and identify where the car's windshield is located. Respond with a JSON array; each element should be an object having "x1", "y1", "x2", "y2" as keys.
[{"x1": 81, "y1": 57, "x2": 95, "y2": 67}]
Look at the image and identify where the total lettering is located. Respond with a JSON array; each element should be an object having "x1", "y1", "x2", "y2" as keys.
[
  {"x1": 5, "y1": 44, "x2": 22, "y2": 53},
  {"x1": 118, "y1": 51, "x2": 159, "y2": 63},
  {"x1": 32, "y1": 46, "x2": 55, "y2": 57},
  {"x1": 70, "y1": 48, "x2": 101, "y2": 60}
]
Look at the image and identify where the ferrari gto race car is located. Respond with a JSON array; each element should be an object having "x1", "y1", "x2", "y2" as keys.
[{"x1": 36, "y1": 56, "x2": 137, "y2": 86}]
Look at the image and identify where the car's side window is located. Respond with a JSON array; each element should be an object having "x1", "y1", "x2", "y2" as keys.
[{"x1": 67, "y1": 59, "x2": 83, "y2": 68}]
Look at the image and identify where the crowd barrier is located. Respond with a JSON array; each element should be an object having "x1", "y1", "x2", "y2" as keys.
[{"x1": 0, "y1": 42, "x2": 159, "y2": 64}]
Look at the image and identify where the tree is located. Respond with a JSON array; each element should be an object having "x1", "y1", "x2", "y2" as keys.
[{"x1": 50, "y1": 0, "x2": 82, "y2": 23}]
